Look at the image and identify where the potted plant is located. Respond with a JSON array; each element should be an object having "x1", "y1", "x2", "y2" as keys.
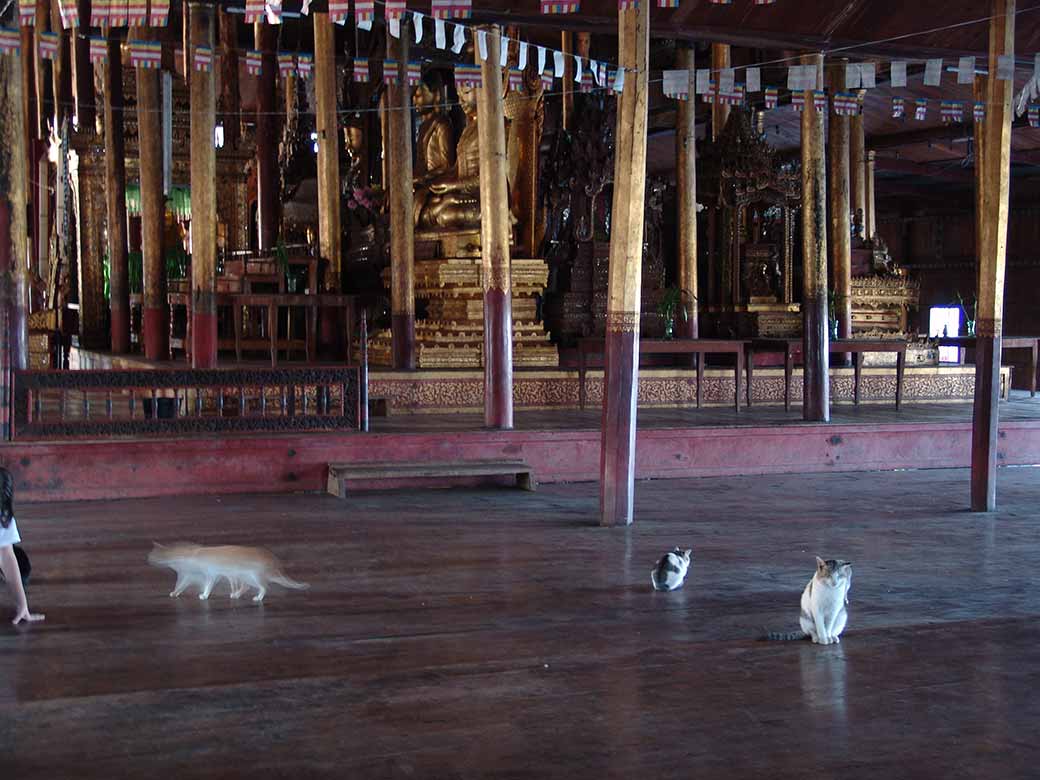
[
  {"x1": 657, "y1": 287, "x2": 693, "y2": 340},
  {"x1": 956, "y1": 290, "x2": 977, "y2": 336}
]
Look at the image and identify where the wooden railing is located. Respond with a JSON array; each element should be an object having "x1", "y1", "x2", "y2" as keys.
[{"x1": 11, "y1": 367, "x2": 362, "y2": 440}]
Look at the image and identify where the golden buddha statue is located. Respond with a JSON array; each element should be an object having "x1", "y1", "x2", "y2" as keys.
[{"x1": 414, "y1": 82, "x2": 481, "y2": 232}]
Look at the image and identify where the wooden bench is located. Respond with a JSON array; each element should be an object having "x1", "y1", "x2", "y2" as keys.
[{"x1": 327, "y1": 460, "x2": 536, "y2": 498}]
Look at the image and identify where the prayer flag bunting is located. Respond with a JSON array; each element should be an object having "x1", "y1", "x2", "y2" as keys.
[
  {"x1": 1029, "y1": 105, "x2": 1040, "y2": 128},
  {"x1": 859, "y1": 62, "x2": 876, "y2": 89},
  {"x1": 701, "y1": 82, "x2": 716, "y2": 104},
  {"x1": 245, "y1": 50, "x2": 262, "y2": 76},
  {"x1": 108, "y1": 0, "x2": 128, "y2": 27},
  {"x1": 432, "y1": 0, "x2": 471, "y2": 18},
  {"x1": 719, "y1": 84, "x2": 745, "y2": 106},
  {"x1": 89, "y1": 37, "x2": 107, "y2": 64},
  {"x1": 662, "y1": 69, "x2": 690, "y2": 101},
  {"x1": 619, "y1": 0, "x2": 639, "y2": 9},
  {"x1": 266, "y1": 0, "x2": 282, "y2": 24},
  {"x1": 454, "y1": 64, "x2": 482, "y2": 89},
  {"x1": 891, "y1": 96, "x2": 904, "y2": 119},
  {"x1": 833, "y1": 91, "x2": 860, "y2": 116},
  {"x1": 792, "y1": 92, "x2": 806, "y2": 112},
  {"x1": 914, "y1": 98, "x2": 927, "y2": 121},
  {"x1": 764, "y1": 87, "x2": 778, "y2": 109},
  {"x1": 924, "y1": 58, "x2": 942, "y2": 86},
  {"x1": 19, "y1": 0, "x2": 35, "y2": 26},
  {"x1": 127, "y1": 0, "x2": 147, "y2": 26},
  {"x1": 452, "y1": 23, "x2": 466, "y2": 53},
  {"x1": 297, "y1": 53, "x2": 313, "y2": 78},
  {"x1": 997, "y1": 54, "x2": 1015, "y2": 81},
  {"x1": 407, "y1": 61, "x2": 422, "y2": 86},
  {"x1": 129, "y1": 41, "x2": 162, "y2": 69},
  {"x1": 434, "y1": 17, "x2": 446, "y2": 48},
  {"x1": 91, "y1": 0, "x2": 110, "y2": 26},
  {"x1": 719, "y1": 67, "x2": 735, "y2": 94},
  {"x1": 890, "y1": 61, "x2": 907, "y2": 88},
  {"x1": 940, "y1": 100, "x2": 962, "y2": 123},
  {"x1": 329, "y1": 0, "x2": 350, "y2": 23},
  {"x1": 150, "y1": 0, "x2": 170, "y2": 27},
  {"x1": 540, "y1": 72, "x2": 554, "y2": 91},
  {"x1": 352, "y1": 57, "x2": 369, "y2": 83},
  {"x1": 973, "y1": 102, "x2": 985, "y2": 122},
  {"x1": 612, "y1": 68, "x2": 625, "y2": 94},
  {"x1": 957, "y1": 56, "x2": 975, "y2": 84},
  {"x1": 746, "y1": 67, "x2": 761, "y2": 93},
  {"x1": 709, "y1": 0, "x2": 732, "y2": 4},
  {"x1": 38, "y1": 32, "x2": 59, "y2": 60},
  {"x1": 385, "y1": 0, "x2": 406, "y2": 21},
  {"x1": 658, "y1": 0, "x2": 679, "y2": 7},
  {"x1": 511, "y1": 69, "x2": 527, "y2": 92},
  {"x1": 194, "y1": 46, "x2": 213, "y2": 72},
  {"x1": 278, "y1": 53, "x2": 295, "y2": 77},
  {"x1": 355, "y1": 0, "x2": 374, "y2": 24},
  {"x1": 541, "y1": 0, "x2": 579, "y2": 13},
  {"x1": 0, "y1": 28, "x2": 20, "y2": 55},
  {"x1": 58, "y1": 0, "x2": 79, "y2": 28},
  {"x1": 383, "y1": 58, "x2": 399, "y2": 85},
  {"x1": 579, "y1": 70, "x2": 593, "y2": 93},
  {"x1": 244, "y1": 0, "x2": 265, "y2": 24},
  {"x1": 754, "y1": 0, "x2": 777, "y2": 4},
  {"x1": 812, "y1": 89, "x2": 827, "y2": 113}
]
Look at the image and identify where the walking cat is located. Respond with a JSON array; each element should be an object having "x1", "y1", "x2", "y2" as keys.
[
  {"x1": 767, "y1": 557, "x2": 852, "y2": 644},
  {"x1": 148, "y1": 543, "x2": 308, "y2": 603},
  {"x1": 650, "y1": 547, "x2": 693, "y2": 591}
]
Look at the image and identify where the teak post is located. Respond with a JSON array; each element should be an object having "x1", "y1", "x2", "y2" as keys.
[
  {"x1": 676, "y1": 47, "x2": 698, "y2": 338},
  {"x1": 600, "y1": 0, "x2": 649, "y2": 527},
  {"x1": 314, "y1": 13, "x2": 342, "y2": 292},
  {"x1": 387, "y1": 23, "x2": 416, "y2": 370},
  {"x1": 711, "y1": 43, "x2": 730, "y2": 141},
  {"x1": 865, "y1": 150, "x2": 877, "y2": 239},
  {"x1": 800, "y1": 53, "x2": 830, "y2": 422},
  {"x1": 189, "y1": 2, "x2": 218, "y2": 368},
  {"x1": 971, "y1": 0, "x2": 1015, "y2": 512},
  {"x1": 476, "y1": 26, "x2": 514, "y2": 430},
  {"x1": 104, "y1": 34, "x2": 131, "y2": 354},
  {"x1": 136, "y1": 33, "x2": 168, "y2": 361},
  {"x1": 255, "y1": 23, "x2": 279, "y2": 252},
  {"x1": 561, "y1": 32, "x2": 574, "y2": 131},
  {"x1": 828, "y1": 60, "x2": 852, "y2": 341},
  {"x1": 849, "y1": 102, "x2": 867, "y2": 241}
]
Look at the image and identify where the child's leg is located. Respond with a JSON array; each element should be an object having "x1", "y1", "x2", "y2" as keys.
[{"x1": 0, "y1": 544, "x2": 43, "y2": 625}]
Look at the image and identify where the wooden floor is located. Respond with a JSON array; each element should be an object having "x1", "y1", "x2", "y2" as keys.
[{"x1": 3, "y1": 467, "x2": 1039, "y2": 778}]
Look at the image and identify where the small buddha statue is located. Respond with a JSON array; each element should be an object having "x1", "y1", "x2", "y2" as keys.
[{"x1": 412, "y1": 73, "x2": 457, "y2": 226}]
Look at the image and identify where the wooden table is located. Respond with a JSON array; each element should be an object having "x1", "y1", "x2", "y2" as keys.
[
  {"x1": 937, "y1": 336, "x2": 1038, "y2": 397},
  {"x1": 578, "y1": 338, "x2": 748, "y2": 413},
  {"x1": 747, "y1": 338, "x2": 908, "y2": 409}
]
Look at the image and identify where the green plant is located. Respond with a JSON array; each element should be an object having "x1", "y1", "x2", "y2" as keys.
[
  {"x1": 128, "y1": 251, "x2": 143, "y2": 294},
  {"x1": 165, "y1": 247, "x2": 189, "y2": 279},
  {"x1": 657, "y1": 287, "x2": 694, "y2": 338},
  {"x1": 955, "y1": 290, "x2": 977, "y2": 329}
]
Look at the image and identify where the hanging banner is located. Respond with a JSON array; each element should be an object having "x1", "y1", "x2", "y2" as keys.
[
  {"x1": 434, "y1": 18, "x2": 446, "y2": 48},
  {"x1": 412, "y1": 12, "x2": 424, "y2": 42},
  {"x1": 541, "y1": 0, "x2": 579, "y2": 13},
  {"x1": 58, "y1": 0, "x2": 79, "y2": 28},
  {"x1": 720, "y1": 84, "x2": 745, "y2": 106},
  {"x1": 194, "y1": 46, "x2": 213, "y2": 72},
  {"x1": 511, "y1": 69, "x2": 527, "y2": 92},
  {"x1": 108, "y1": 0, "x2": 128, "y2": 27},
  {"x1": 914, "y1": 98, "x2": 928, "y2": 121},
  {"x1": 890, "y1": 61, "x2": 907, "y2": 88},
  {"x1": 89, "y1": 37, "x2": 107, "y2": 64},
  {"x1": 940, "y1": 100, "x2": 962, "y2": 123},
  {"x1": 297, "y1": 53, "x2": 313, "y2": 78},
  {"x1": 891, "y1": 96, "x2": 904, "y2": 119},
  {"x1": 845, "y1": 62, "x2": 861, "y2": 89},
  {"x1": 91, "y1": 0, "x2": 110, "y2": 27},
  {"x1": 519, "y1": 42, "x2": 529, "y2": 71},
  {"x1": 407, "y1": 61, "x2": 422, "y2": 86},
  {"x1": 764, "y1": 86, "x2": 778, "y2": 109},
  {"x1": 833, "y1": 91, "x2": 859, "y2": 116},
  {"x1": 924, "y1": 58, "x2": 942, "y2": 86},
  {"x1": 791, "y1": 92, "x2": 806, "y2": 112},
  {"x1": 127, "y1": 0, "x2": 147, "y2": 26},
  {"x1": 709, "y1": 0, "x2": 732, "y2": 4},
  {"x1": 477, "y1": 29, "x2": 488, "y2": 61},
  {"x1": 278, "y1": 53, "x2": 295, "y2": 77},
  {"x1": 244, "y1": 0, "x2": 265, "y2": 23},
  {"x1": 612, "y1": 67, "x2": 625, "y2": 94},
  {"x1": 619, "y1": 0, "x2": 639, "y2": 8},
  {"x1": 973, "y1": 102, "x2": 985, "y2": 122},
  {"x1": 812, "y1": 89, "x2": 827, "y2": 113},
  {"x1": 701, "y1": 82, "x2": 716, "y2": 104},
  {"x1": 1029, "y1": 105, "x2": 1040, "y2": 128},
  {"x1": 997, "y1": 54, "x2": 1014, "y2": 81},
  {"x1": 718, "y1": 67, "x2": 735, "y2": 95},
  {"x1": 129, "y1": 41, "x2": 162, "y2": 69},
  {"x1": 266, "y1": 0, "x2": 282, "y2": 24},
  {"x1": 957, "y1": 56, "x2": 975, "y2": 85},
  {"x1": 352, "y1": 57, "x2": 369, "y2": 83},
  {"x1": 39, "y1": 32, "x2": 59, "y2": 60},
  {"x1": 452, "y1": 23, "x2": 466, "y2": 54},
  {"x1": 329, "y1": 0, "x2": 350, "y2": 23},
  {"x1": 383, "y1": 58, "x2": 399, "y2": 86},
  {"x1": 658, "y1": 0, "x2": 679, "y2": 6},
  {"x1": 0, "y1": 29, "x2": 21, "y2": 55},
  {"x1": 454, "y1": 63, "x2": 482, "y2": 89},
  {"x1": 385, "y1": 0, "x2": 407, "y2": 22},
  {"x1": 540, "y1": 71, "x2": 554, "y2": 91},
  {"x1": 19, "y1": 0, "x2": 35, "y2": 27},
  {"x1": 245, "y1": 50, "x2": 262, "y2": 76},
  {"x1": 149, "y1": 0, "x2": 170, "y2": 27},
  {"x1": 746, "y1": 67, "x2": 761, "y2": 93},
  {"x1": 432, "y1": 0, "x2": 472, "y2": 18},
  {"x1": 753, "y1": 0, "x2": 777, "y2": 4},
  {"x1": 355, "y1": 0, "x2": 375, "y2": 25}
]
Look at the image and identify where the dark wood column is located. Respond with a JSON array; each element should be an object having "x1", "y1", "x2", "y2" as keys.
[
  {"x1": 476, "y1": 26, "x2": 514, "y2": 429},
  {"x1": 711, "y1": 43, "x2": 730, "y2": 140},
  {"x1": 865, "y1": 150, "x2": 877, "y2": 239},
  {"x1": 136, "y1": 33, "x2": 168, "y2": 361},
  {"x1": 560, "y1": 32, "x2": 574, "y2": 131},
  {"x1": 314, "y1": 12, "x2": 342, "y2": 292},
  {"x1": 387, "y1": 23, "x2": 415, "y2": 370},
  {"x1": 971, "y1": 0, "x2": 1015, "y2": 512},
  {"x1": 255, "y1": 23, "x2": 279, "y2": 251},
  {"x1": 827, "y1": 60, "x2": 852, "y2": 340},
  {"x1": 600, "y1": 0, "x2": 649, "y2": 527},
  {"x1": 850, "y1": 104, "x2": 866, "y2": 240},
  {"x1": 72, "y1": 0, "x2": 94, "y2": 130},
  {"x1": 676, "y1": 46, "x2": 698, "y2": 338},
  {"x1": 189, "y1": 1, "x2": 217, "y2": 368},
  {"x1": 104, "y1": 35, "x2": 131, "y2": 354},
  {"x1": 800, "y1": 53, "x2": 829, "y2": 422}
]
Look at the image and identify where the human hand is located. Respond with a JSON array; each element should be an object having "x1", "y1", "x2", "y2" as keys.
[{"x1": 12, "y1": 606, "x2": 45, "y2": 625}]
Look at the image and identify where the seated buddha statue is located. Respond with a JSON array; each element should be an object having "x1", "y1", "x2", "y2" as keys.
[{"x1": 412, "y1": 73, "x2": 457, "y2": 226}]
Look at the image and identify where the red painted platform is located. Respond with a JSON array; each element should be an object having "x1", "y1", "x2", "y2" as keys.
[{"x1": 3, "y1": 411, "x2": 1039, "y2": 503}]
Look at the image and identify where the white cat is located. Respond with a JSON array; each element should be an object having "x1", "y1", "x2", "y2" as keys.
[
  {"x1": 148, "y1": 543, "x2": 309, "y2": 603},
  {"x1": 650, "y1": 547, "x2": 692, "y2": 591},
  {"x1": 768, "y1": 557, "x2": 852, "y2": 644}
]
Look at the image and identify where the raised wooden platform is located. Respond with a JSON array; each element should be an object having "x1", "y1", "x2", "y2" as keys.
[{"x1": 327, "y1": 460, "x2": 535, "y2": 497}]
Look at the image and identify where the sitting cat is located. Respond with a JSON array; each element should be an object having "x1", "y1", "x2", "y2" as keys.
[
  {"x1": 148, "y1": 543, "x2": 309, "y2": 603},
  {"x1": 650, "y1": 547, "x2": 692, "y2": 591},
  {"x1": 767, "y1": 557, "x2": 852, "y2": 644}
]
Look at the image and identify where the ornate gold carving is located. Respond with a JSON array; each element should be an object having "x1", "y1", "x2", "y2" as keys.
[
  {"x1": 484, "y1": 264, "x2": 510, "y2": 292},
  {"x1": 605, "y1": 311, "x2": 641, "y2": 334},
  {"x1": 975, "y1": 318, "x2": 1002, "y2": 338}
]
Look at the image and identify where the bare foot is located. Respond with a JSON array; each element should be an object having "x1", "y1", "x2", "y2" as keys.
[{"x1": 12, "y1": 608, "x2": 45, "y2": 625}]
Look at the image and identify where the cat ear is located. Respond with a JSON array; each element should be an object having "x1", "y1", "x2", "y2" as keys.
[
  {"x1": 684, "y1": 549, "x2": 692, "y2": 558},
  {"x1": 816, "y1": 556, "x2": 826, "y2": 568}
]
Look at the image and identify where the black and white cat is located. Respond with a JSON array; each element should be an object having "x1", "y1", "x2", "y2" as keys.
[
  {"x1": 650, "y1": 547, "x2": 692, "y2": 591},
  {"x1": 768, "y1": 557, "x2": 852, "y2": 644}
]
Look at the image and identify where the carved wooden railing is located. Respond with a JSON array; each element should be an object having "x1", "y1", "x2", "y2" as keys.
[{"x1": 11, "y1": 367, "x2": 361, "y2": 440}]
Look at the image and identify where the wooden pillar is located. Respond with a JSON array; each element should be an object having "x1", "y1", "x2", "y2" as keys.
[
  {"x1": 72, "y1": 0, "x2": 94, "y2": 130},
  {"x1": 675, "y1": 46, "x2": 698, "y2": 338},
  {"x1": 865, "y1": 150, "x2": 877, "y2": 240},
  {"x1": 800, "y1": 53, "x2": 829, "y2": 422},
  {"x1": 971, "y1": 0, "x2": 1015, "y2": 512},
  {"x1": 314, "y1": 12, "x2": 342, "y2": 292},
  {"x1": 827, "y1": 60, "x2": 852, "y2": 340},
  {"x1": 711, "y1": 43, "x2": 730, "y2": 141},
  {"x1": 136, "y1": 33, "x2": 167, "y2": 361},
  {"x1": 189, "y1": 1, "x2": 217, "y2": 368},
  {"x1": 476, "y1": 26, "x2": 514, "y2": 429},
  {"x1": 600, "y1": 0, "x2": 649, "y2": 527},
  {"x1": 387, "y1": 23, "x2": 415, "y2": 370},
  {"x1": 850, "y1": 105, "x2": 866, "y2": 240},
  {"x1": 255, "y1": 23, "x2": 279, "y2": 251},
  {"x1": 561, "y1": 32, "x2": 574, "y2": 131},
  {"x1": 104, "y1": 35, "x2": 131, "y2": 354}
]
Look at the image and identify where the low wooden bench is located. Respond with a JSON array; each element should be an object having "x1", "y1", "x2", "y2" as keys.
[{"x1": 327, "y1": 460, "x2": 536, "y2": 498}]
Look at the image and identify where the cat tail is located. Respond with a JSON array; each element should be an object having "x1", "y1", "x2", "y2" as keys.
[
  {"x1": 271, "y1": 573, "x2": 310, "y2": 590},
  {"x1": 762, "y1": 630, "x2": 808, "y2": 641},
  {"x1": 650, "y1": 569, "x2": 662, "y2": 591}
]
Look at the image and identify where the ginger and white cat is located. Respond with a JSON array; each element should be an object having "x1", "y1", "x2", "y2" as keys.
[
  {"x1": 650, "y1": 547, "x2": 693, "y2": 591},
  {"x1": 148, "y1": 543, "x2": 308, "y2": 603},
  {"x1": 768, "y1": 557, "x2": 852, "y2": 643}
]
